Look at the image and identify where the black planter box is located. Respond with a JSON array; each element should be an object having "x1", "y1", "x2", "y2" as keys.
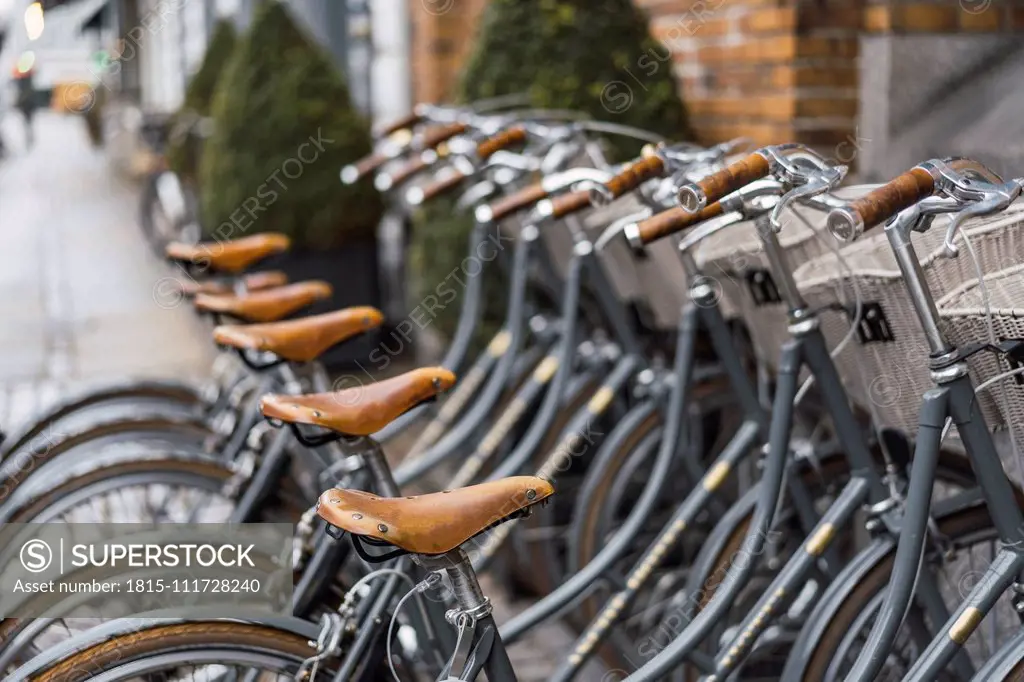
[{"x1": 269, "y1": 240, "x2": 383, "y2": 370}]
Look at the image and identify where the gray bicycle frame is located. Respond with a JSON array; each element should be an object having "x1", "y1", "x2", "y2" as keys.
[
  {"x1": 326, "y1": 434, "x2": 458, "y2": 681},
  {"x1": 596, "y1": 208, "x2": 909, "y2": 681},
  {"x1": 498, "y1": 302, "x2": 709, "y2": 643},
  {"x1": 547, "y1": 230, "x2": 786, "y2": 678},
  {"x1": 373, "y1": 217, "x2": 491, "y2": 443},
  {"x1": 842, "y1": 203, "x2": 1024, "y2": 682},
  {"x1": 468, "y1": 216, "x2": 671, "y2": 572},
  {"x1": 384, "y1": 135, "x2": 605, "y2": 450},
  {"x1": 394, "y1": 224, "x2": 537, "y2": 485}
]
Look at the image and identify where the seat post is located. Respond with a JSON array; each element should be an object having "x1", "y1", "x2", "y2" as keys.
[
  {"x1": 346, "y1": 436, "x2": 400, "y2": 497},
  {"x1": 414, "y1": 548, "x2": 491, "y2": 617}
]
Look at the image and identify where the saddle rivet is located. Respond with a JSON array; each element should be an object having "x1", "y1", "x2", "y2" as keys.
[
  {"x1": 432, "y1": 377, "x2": 442, "y2": 388},
  {"x1": 329, "y1": 497, "x2": 341, "y2": 504},
  {"x1": 312, "y1": 410, "x2": 322, "y2": 418},
  {"x1": 378, "y1": 523, "x2": 389, "y2": 533},
  {"x1": 352, "y1": 513, "x2": 363, "y2": 520},
  {"x1": 526, "y1": 489, "x2": 537, "y2": 500}
]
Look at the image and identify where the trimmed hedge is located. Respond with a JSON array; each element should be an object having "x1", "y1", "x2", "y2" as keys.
[{"x1": 199, "y1": 2, "x2": 383, "y2": 250}]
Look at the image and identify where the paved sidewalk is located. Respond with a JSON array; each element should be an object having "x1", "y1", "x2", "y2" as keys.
[{"x1": 0, "y1": 111, "x2": 214, "y2": 427}]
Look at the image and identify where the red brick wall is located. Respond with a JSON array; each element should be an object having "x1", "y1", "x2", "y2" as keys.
[{"x1": 642, "y1": 1, "x2": 860, "y2": 149}]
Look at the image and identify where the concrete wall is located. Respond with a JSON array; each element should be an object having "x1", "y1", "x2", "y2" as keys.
[{"x1": 858, "y1": 33, "x2": 1021, "y2": 181}]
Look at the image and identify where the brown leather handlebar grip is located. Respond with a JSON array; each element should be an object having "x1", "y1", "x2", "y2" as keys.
[
  {"x1": 419, "y1": 170, "x2": 469, "y2": 203},
  {"x1": 549, "y1": 189, "x2": 593, "y2": 219},
  {"x1": 634, "y1": 203, "x2": 725, "y2": 247},
  {"x1": 604, "y1": 156, "x2": 667, "y2": 200},
  {"x1": 343, "y1": 152, "x2": 390, "y2": 184},
  {"x1": 476, "y1": 126, "x2": 527, "y2": 160},
  {"x1": 387, "y1": 155, "x2": 432, "y2": 188},
  {"x1": 486, "y1": 182, "x2": 549, "y2": 222},
  {"x1": 847, "y1": 168, "x2": 936, "y2": 232},
  {"x1": 420, "y1": 122, "x2": 469, "y2": 150},
  {"x1": 682, "y1": 152, "x2": 771, "y2": 211},
  {"x1": 375, "y1": 112, "x2": 421, "y2": 138}
]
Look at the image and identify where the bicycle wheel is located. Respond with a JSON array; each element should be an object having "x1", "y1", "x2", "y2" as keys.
[
  {"x1": 588, "y1": 445, "x2": 979, "y2": 681},
  {"x1": 0, "y1": 379, "x2": 207, "y2": 459},
  {"x1": 0, "y1": 419, "x2": 218, "y2": 520},
  {"x1": 791, "y1": 502, "x2": 1018, "y2": 681},
  {"x1": 22, "y1": 621, "x2": 340, "y2": 682},
  {"x1": 0, "y1": 457, "x2": 306, "y2": 674},
  {"x1": 3, "y1": 457, "x2": 242, "y2": 523}
]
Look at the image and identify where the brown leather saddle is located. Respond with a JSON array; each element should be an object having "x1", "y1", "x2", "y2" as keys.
[
  {"x1": 214, "y1": 306, "x2": 383, "y2": 363},
  {"x1": 194, "y1": 281, "x2": 332, "y2": 322},
  {"x1": 166, "y1": 233, "x2": 290, "y2": 274},
  {"x1": 317, "y1": 476, "x2": 554, "y2": 556},
  {"x1": 260, "y1": 366, "x2": 456, "y2": 436}
]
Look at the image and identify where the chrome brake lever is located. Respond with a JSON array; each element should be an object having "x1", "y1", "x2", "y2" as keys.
[
  {"x1": 539, "y1": 167, "x2": 614, "y2": 193},
  {"x1": 596, "y1": 208, "x2": 654, "y2": 251},
  {"x1": 659, "y1": 137, "x2": 750, "y2": 174},
  {"x1": 482, "y1": 149, "x2": 542, "y2": 173},
  {"x1": 943, "y1": 181, "x2": 1023, "y2": 257},
  {"x1": 918, "y1": 158, "x2": 1024, "y2": 256},
  {"x1": 676, "y1": 211, "x2": 748, "y2": 253},
  {"x1": 456, "y1": 180, "x2": 499, "y2": 212},
  {"x1": 766, "y1": 146, "x2": 841, "y2": 187},
  {"x1": 769, "y1": 165, "x2": 848, "y2": 232}
]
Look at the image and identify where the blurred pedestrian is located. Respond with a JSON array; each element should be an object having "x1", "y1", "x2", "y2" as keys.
[{"x1": 13, "y1": 68, "x2": 37, "y2": 149}]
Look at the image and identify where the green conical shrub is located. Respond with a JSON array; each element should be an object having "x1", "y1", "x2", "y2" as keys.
[
  {"x1": 460, "y1": 0, "x2": 690, "y2": 151},
  {"x1": 199, "y1": 1, "x2": 383, "y2": 249},
  {"x1": 410, "y1": 0, "x2": 690, "y2": 341},
  {"x1": 166, "y1": 19, "x2": 237, "y2": 182}
]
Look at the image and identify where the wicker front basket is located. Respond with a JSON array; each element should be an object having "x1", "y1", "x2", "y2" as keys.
[
  {"x1": 794, "y1": 201, "x2": 1024, "y2": 436},
  {"x1": 694, "y1": 186, "x2": 875, "y2": 369},
  {"x1": 938, "y1": 262, "x2": 1024, "y2": 431}
]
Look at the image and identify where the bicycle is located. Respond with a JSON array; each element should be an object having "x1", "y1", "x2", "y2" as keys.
[
  {"x1": 778, "y1": 160, "x2": 1024, "y2": 681},
  {"x1": 14, "y1": 107, "x2": 1023, "y2": 682}
]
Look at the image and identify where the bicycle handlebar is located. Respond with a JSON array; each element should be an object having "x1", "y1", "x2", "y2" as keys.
[
  {"x1": 341, "y1": 152, "x2": 389, "y2": 185},
  {"x1": 343, "y1": 121, "x2": 468, "y2": 186},
  {"x1": 479, "y1": 182, "x2": 548, "y2": 223},
  {"x1": 477, "y1": 126, "x2": 527, "y2": 159},
  {"x1": 374, "y1": 111, "x2": 422, "y2": 138},
  {"x1": 414, "y1": 170, "x2": 468, "y2": 204},
  {"x1": 677, "y1": 152, "x2": 771, "y2": 213},
  {"x1": 625, "y1": 203, "x2": 726, "y2": 249},
  {"x1": 826, "y1": 167, "x2": 934, "y2": 241},
  {"x1": 419, "y1": 121, "x2": 469, "y2": 150},
  {"x1": 386, "y1": 155, "x2": 436, "y2": 191},
  {"x1": 411, "y1": 127, "x2": 530, "y2": 204},
  {"x1": 546, "y1": 188, "x2": 593, "y2": 219},
  {"x1": 590, "y1": 154, "x2": 666, "y2": 206}
]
